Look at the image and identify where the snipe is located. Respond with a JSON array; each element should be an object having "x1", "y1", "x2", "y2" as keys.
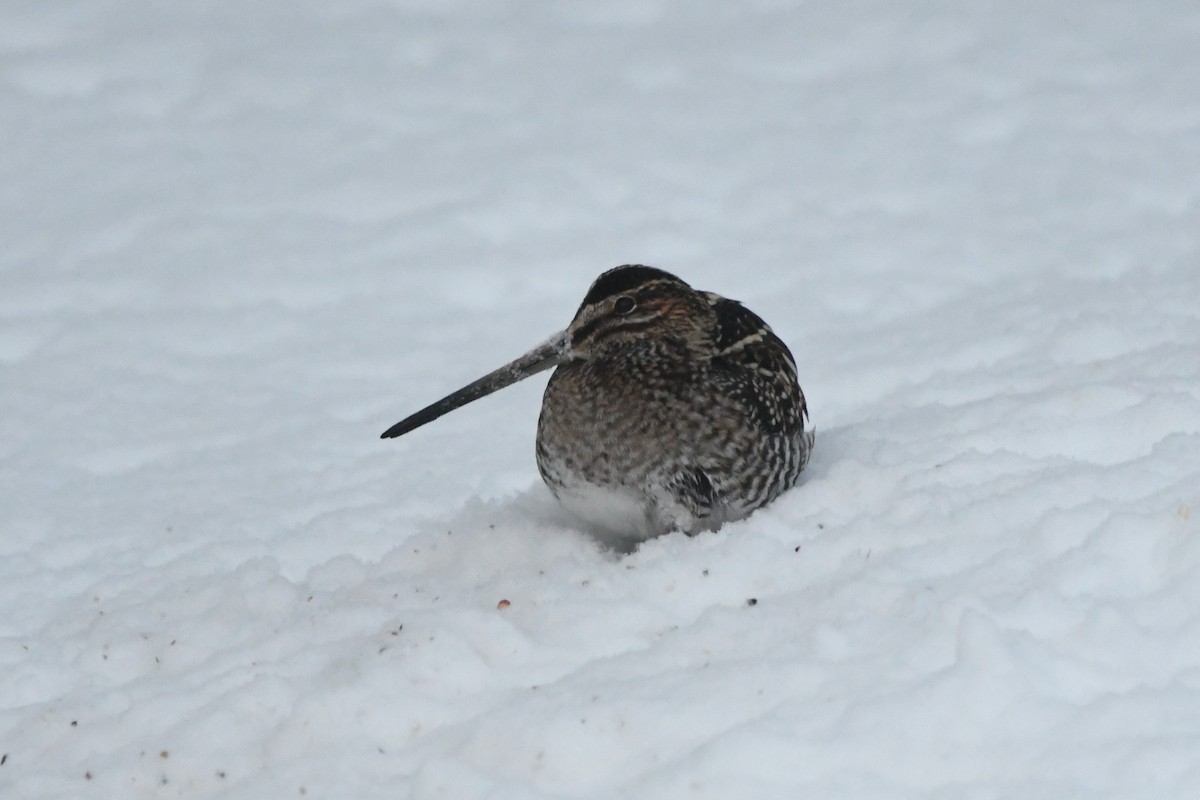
[{"x1": 382, "y1": 265, "x2": 813, "y2": 546}]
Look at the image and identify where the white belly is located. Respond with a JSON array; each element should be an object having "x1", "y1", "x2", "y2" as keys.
[{"x1": 553, "y1": 479, "x2": 660, "y2": 549}]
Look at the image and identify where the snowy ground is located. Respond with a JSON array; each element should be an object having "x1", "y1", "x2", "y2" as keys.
[{"x1": 3, "y1": 1, "x2": 1199, "y2": 798}]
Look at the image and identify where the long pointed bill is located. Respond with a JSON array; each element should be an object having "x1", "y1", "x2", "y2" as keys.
[{"x1": 381, "y1": 330, "x2": 571, "y2": 439}]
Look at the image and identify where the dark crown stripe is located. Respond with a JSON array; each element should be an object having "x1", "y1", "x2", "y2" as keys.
[{"x1": 580, "y1": 265, "x2": 685, "y2": 307}]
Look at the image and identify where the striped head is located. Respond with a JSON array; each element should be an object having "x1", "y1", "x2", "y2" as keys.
[
  {"x1": 381, "y1": 264, "x2": 722, "y2": 439},
  {"x1": 566, "y1": 265, "x2": 717, "y2": 363}
]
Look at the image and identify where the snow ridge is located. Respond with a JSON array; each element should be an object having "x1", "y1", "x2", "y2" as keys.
[{"x1": 2, "y1": 2, "x2": 1198, "y2": 798}]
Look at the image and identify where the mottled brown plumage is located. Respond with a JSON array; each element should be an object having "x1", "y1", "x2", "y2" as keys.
[{"x1": 382, "y1": 265, "x2": 813, "y2": 546}]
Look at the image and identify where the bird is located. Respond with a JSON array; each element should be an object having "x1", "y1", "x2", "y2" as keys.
[{"x1": 382, "y1": 265, "x2": 813, "y2": 548}]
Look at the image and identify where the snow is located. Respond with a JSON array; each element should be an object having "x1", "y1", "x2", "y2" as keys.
[{"x1": 2, "y1": 1, "x2": 1199, "y2": 798}]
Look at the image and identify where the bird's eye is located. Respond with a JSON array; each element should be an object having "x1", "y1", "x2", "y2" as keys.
[{"x1": 613, "y1": 296, "x2": 636, "y2": 315}]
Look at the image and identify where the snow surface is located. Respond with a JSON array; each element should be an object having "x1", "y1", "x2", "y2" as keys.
[{"x1": 3, "y1": 1, "x2": 1200, "y2": 798}]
